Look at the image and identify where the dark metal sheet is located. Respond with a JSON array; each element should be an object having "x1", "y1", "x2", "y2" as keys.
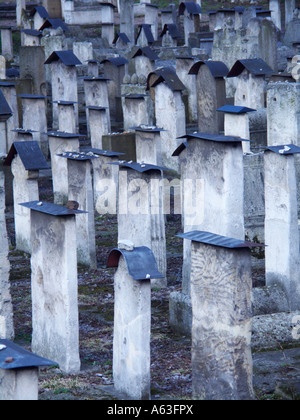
[
  {"x1": 44, "y1": 50, "x2": 81, "y2": 66},
  {"x1": 0, "y1": 339, "x2": 57, "y2": 370},
  {"x1": 217, "y1": 105, "x2": 256, "y2": 114},
  {"x1": 85, "y1": 105, "x2": 107, "y2": 110},
  {"x1": 265, "y1": 144, "x2": 300, "y2": 155},
  {"x1": 52, "y1": 100, "x2": 78, "y2": 105},
  {"x1": 21, "y1": 29, "x2": 43, "y2": 37},
  {"x1": 46, "y1": 130, "x2": 84, "y2": 139},
  {"x1": 132, "y1": 46, "x2": 159, "y2": 61},
  {"x1": 57, "y1": 151, "x2": 100, "y2": 161},
  {"x1": 137, "y1": 24, "x2": 155, "y2": 43},
  {"x1": 109, "y1": 161, "x2": 169, "y2": 172},
  {"x1": 0, "y1": 89, "x2": 12, "y2": 117},
  {"x1": 82, "y1": 76, "x2": 111, "y2": 82},
  {"x1": 29, "y1": 6, "x2": 50, "y2": 18},
  {"x1": 113, "y1": 32, "x2": 131, "y2": 45},
  {"x1": 160, "y1": 23, "x2": 182, "y2": 39},
  {"x1": 100, "y1": 56, "x2": 129, "y2": 67},
  {"x1": 107, "y1": 246, "x2": 164, "y2": 281},
  {"x1": 17, "y1": 93, "x2": 47, "y2": 99},
  {"x1": 40, "y1": 19, "x2": 69, "y2": 32},
  {"x1": 4, "y1": 141, "x2": 49, "y2": 170},
  {"x1": 177, "y1": 231, "x2": 266, "y2": 249},
  {"x1": 148, "y1": 67, "x2": 186, "y2": 92},
  {"x1": 130, "y1": 125, "x2": 165, "y2": 133},
  {"x1": 12, "y1": 129, "x2": 38, "y2": 134},
  {"x1": 80, "y1": 147, "x2": 125, "y2": 157},
  {"x1": 19, "y1": 201, "x2": 87, "y2": 216},
  {"x1": 227, "y1": 58, "x2": 274, "y2": 78},
  {"x1": 188, "y1": 60, "x2": 229, "y2": 78},
  {"x1": 179, "y1": 2, "x2": 202, "y2": 15}
]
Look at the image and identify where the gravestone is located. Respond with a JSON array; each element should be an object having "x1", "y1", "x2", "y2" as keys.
[
  {"x1": 0, "y1": 89, "x2": 12, "y2": 155},
  {"x1": 188, "y1": 60, "x2": 229, "y2": 134},
  {"x1": 122, "y1": 94, "x2": 151, "y2": 130},
  {"x1": 264, "y1": 145, "x2": 300, "y2": 312},
  {"x1": 133, "y1": 126, "x2": 164, "y2": 166},
  {"x1": 58, "y1": 151, "x2": 98, "y2": 269},
  {"x1": 54, "y1": 100, "x2": 77, "y2": 134},
  {"x1": 115, "y1": 162, "x2": 168, "y2": 287},
  {"x1": 0, "y1": 27, "x2": 14, "y2": 61},
  {"x1": 48, "y1": 131, "x2": 81, "y2": 205},
  {"x1": 107, "y1": 246, "x2": 164, "y2": 399},
  {"x1": 178, "y1": 231, "x2": 260, "y2": 400},
  {"x1": 176, "y1": 56, "x2": 197, "y2": 124},
  {"x1": 86, "y1": 106, "x2": 109, "y2": 149},
  {"x1": 4, "y1": 141, "x2": 49, "y2": 254},
  {"x1": 0, "y1": 163, "x2": 14, "y2": 340},
  {"x1": 0, "y1": 82, "x2": 19, "y2": 150},
  {"x1": 20, "y1": 201, "x2": 83, "y2": 373}
]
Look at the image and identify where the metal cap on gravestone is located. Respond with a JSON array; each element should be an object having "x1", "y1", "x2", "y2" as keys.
[
  {"x1": 136, "y1": 24, "x2": 155, "y2": 45},
  {"x1": 44, "y1": 50, "x2": 82, "y2": 66},
  {"x1": 131, "y1": 46, "x2": 159, "y2": 61},
  {"x1": 0, "y1": 89, "x2": 12, "y2": 122},
  {"x1": 159, "y1": 23, "x2": 182, "y2": 41},
  {"x1": 4, "y1": 141, "x2": 49, "y2": 170},
  {"x1": 113, "y1": 32, "x2": 131, "y2": 46},
  {"x1": 227, "y1": 58, "x2": 274, "y2": 78},
  {"x1": 265, "y1": 144, "x2": 300, "y2": 155},
  {"x1": 80, "y1": 146, "x2": 125, "y2": 158},
  {"x1": 100, "y1": 56, "x2": 129, "y2": 68},
  {"x1": 147, "y1": 66, "x2": 186, "y2": 92},
  {"x1": 188, "y1": 60, "x2": 229, "y2": 78},
  {"x1": 216, "y1": 105, "x2": 256, "y2": 114},
  {"x1": 46, "y1": 130, "x2": 85, "y2": 139},
  {"x1": 172, "y1": 132, "x2": 251, "y2": 156},
  {"x1": 109, "y1": 160, "x2": 170, "y2": 173},
  {"x1": 56, "y1": 151, "x2": 100, "y2": 161},
  {"x1": 39, "y1": 18, "x2": 70, "y2": 33},
  {"x1": 107, "y1": 246, "x2": 164, "y2": 281},
  {"x1": 178, "y1": 2, "x2": 202, "y2": 16},
  {"x1": 0, "y1": 340, "x2": 57, "y2": 370},
  {"x1": 130, "y1": 125, "x2": 165, "y2": 133},
  {"x1": 19, "y1": 201, "x2": 87, "y2": 217},
  {"x1": 176, "y1": 230, "x2": 266, "y2": 249}
]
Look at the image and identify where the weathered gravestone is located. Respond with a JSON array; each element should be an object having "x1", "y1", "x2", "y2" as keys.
[
  {"x1": 4, "y1": 141, "x2": 49, "y2": 254},
  {"x1": 177, "y1": 231, "x2": 263, "y2": 400},
  {"x1": 20, "y1": 201, "x2": 84, "y2": 373},
  {"x1": 0, "y1": 339, "x2": 56, "y2": 400},
  {"x1": 107, "y1": 246, "x2": 164, "y2": 399}
]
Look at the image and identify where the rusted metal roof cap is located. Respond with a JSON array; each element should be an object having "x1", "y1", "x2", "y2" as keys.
[
  {"x1": 188, "y1": 60, "x2": 229, "y2": 78},
  {"x1": 265, "y1": 144, "x2": 300, "y2": 155},
  {"x1": 107, "y1": 246, "x2": 164, "y2": 281},
  {"x1": 0, "y1": 339, "x2": 57, "y2": 370},
  {"x1": 227, "y1": 58, "x2": 274, "y2": 78},
  {"x1": 177, "y1": 231, "x2": 265, "y2": 249},
  {"x1": 19, "y1": 201, "x2": 87, "y2": 216},
  {"x1": 179, "y1": 2, "x2": 202, "y2": 15},
  {"x1": 217, "y1": 105, "x2": 256, "y2": 114},
  {"x1": 44, "y1": 50, "x2": 81, "y2": 66},
  {"x1": 4, "y1": 141, "x2": 49, "y2": 170}
]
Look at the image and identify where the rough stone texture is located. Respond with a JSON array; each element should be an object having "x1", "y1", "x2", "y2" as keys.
[
  {"x1": 93, "y1": 154, "x2": 119, "y2": 215},
  {"x1": 88, "y1": 108, "x2": 109, "y2": 149},
  {"x1": 31, "y1": 211, "x2": 80, "y2": 373},
  {"x1": 113, "y1": 256, "x2": 151, "y2": 400},
  {"x1": 264, "y1": 152, "x2": 300, "y2": 311},
  {"x1": 84, "y1": 79, "x2": 111, "y2": 137},
  {"x1": 191, "y1": 242, "x2": 254, "y2": 400},
  {"x1": 135, "y1": 130, "x2": 162, "y2": 166},
  {"x1": 21, "y1": 97, "x2": 48, "y2": 157},
  {"x1": 67, "y1": 159, "x2": 97, "y2": 268},
  {"x1": 0, "y1": 368, "x2": 38, "y2": 400},
  {"x1": 118, "y1": 168, "x2": 167, "y2": 287},
  {"x1": 0, "y1": 167, "x2": 14, "y2": 340},
  {"x1": 58, "y1": 103, "x2": 76, "y2": 134},
  {"x1": 11, "y1": 155, "x2": 39, "y2": 254}
]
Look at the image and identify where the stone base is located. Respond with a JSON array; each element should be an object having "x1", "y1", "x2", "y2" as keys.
[{"x1": 169, "y1": 291, "x2": 192, "y2": 336}]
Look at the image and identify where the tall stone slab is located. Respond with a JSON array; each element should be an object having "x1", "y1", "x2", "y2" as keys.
[{"x1": 21, "y1": 201, "x2": 82, "y2": 374}]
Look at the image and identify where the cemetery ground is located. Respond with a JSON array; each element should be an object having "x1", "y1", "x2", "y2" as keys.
[{"x1": 5, "y1": 173, "x2": 300, "y2": 401}]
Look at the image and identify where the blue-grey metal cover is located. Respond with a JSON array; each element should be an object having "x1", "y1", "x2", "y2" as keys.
[
  {"x1": 39, "y1": 18, "x2": 69, "y2": 32},
  {"x1": 29, "y1": 6, "x2": 50, "y2": 18},
  {"x1": 227, "y1": 58, "x2": 274, "y2": 78},
  {"x1": 172, "y1": 132, "x2": 249, "y2": 156},
  {"x1": 85, "y1": 105, "x2": 107, "y2": 110},
  {"x1": 0, "y1": 90, "x2": 12, "y2": 118},
  {"x1": 17, "y1": 93, "x2": 47, "y2": 99},
  {"x1": 19, "y1": 201, "x2": 87, "y2": 216},
  {"x1": 109, "y1": 161, "x2": 169, "y2": 172},
  {"x1": 6, "y1": 68, "x2": 19, "y2": 78},
  {"x1": 265, "y1": 144, "x2": 300, "y2": 155},
  {"x1": 82, "y1": 76, "x2": 111, "y2": 81},
  {"x1": 4, "y1": 141, "x2": 49, "y2": 170},
  {"x1": 46, "y1": 130, "x2": 84, "y2": 139},
  {"x1": 188, "y1": 60, "x2": 229, "y2": 78},
  {"x1": 137, "y1": 24, "x2": 155, "y2": 43},
  {"x1": 132, "y1": 46, "x2": 159, "y2": 61},
  {"x1": 113, "y1": 32, "x2": 131, "y2": 44},
  {"x1": 57, "y1": 151, "x2": 100, "y2": 161},
  {"x1": 148, "y1": 67, "x2": 186, "y2": 92},
  {"x1": 179, "y1": 2, "x2": 202, "y2": 15},
  {"x1": 123, "y1": 93, "x2": 148, "y2": 99},
  {"x1": 80, "y1": 147, "x2": 125, "y2": 157},
  {"x1": 100, "y1": 57, "x2": 129, "y2": 67},
  {"x1": 21, "y1": 29, "x2": 43, "y2": 37},
  {"x1": 217, "y1": 105, "x2": 256, "y2": 114},
  {"x1": 52, "y1": 100, "x2": 78, "y2": 105},
  {"x1": 11, "y1": 129, "x2": 37, "y2": 134},
  {"x1": 107, "y1": 246, "x2": 164, "y2": 281},
  {"x1": 0, "y1": 81, "x2": 18, "y2": 87},
  {"x1": 0, "y1": 339, "x2": 57, "y2": 370},
  {"x1": 160, "y1": 23, "x2": 182, "y2": 39},
  {"x1": 44, "y1": 50, "x2": 81, "y2": 66},
  {"x1": 177, "y1": 231, "x2": 265, "y2": 249}
]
